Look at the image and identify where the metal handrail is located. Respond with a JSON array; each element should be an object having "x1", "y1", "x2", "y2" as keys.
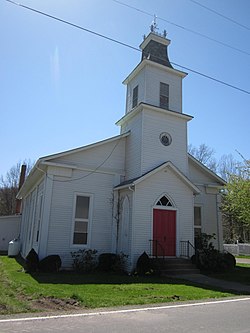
[{"x1": 180, "y1": 240, "x2": 196, "y2": 258}]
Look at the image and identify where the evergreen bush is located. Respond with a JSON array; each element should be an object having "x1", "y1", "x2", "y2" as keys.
[
  {"x1": 98, "y1": 252, "x2": 128, "y2": 272},
  {"x1": 196, "y1": 233, "x2": 236, "y2": 272},
  {"x1": 136, "y1": 251, "x2": 153, "y2": 275},
  {"x1": 25, "y1": 248, "x2": 39, "y2": 272},
  {"x1": 38, "y1": 255, "x2": 62, "y2": 273},
  {"x1": 71, "y1": 249, "x2": 98, "y2": 272}
]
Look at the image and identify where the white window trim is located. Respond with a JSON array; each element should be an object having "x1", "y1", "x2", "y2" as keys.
[
  {"x1": 70, "y1": 192, "x2": 93, "y2": 248},
  {"x1": 154, "y1": 193, "x2": 176, "y2": 208}
]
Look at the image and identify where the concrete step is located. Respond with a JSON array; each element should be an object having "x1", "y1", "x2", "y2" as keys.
[
  {"x1": 151, "y1": 258, "x2": 200, "y2": 275},
  {"x1": 162, "y1": 268, "x2": 201, "y2": 276}
]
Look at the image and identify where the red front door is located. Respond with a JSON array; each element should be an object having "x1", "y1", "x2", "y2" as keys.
[{"x1": 153, "y1": 209, "x2": 176, "y2": 256}]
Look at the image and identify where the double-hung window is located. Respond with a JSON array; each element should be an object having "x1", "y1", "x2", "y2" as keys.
[
  {"x1": 73, "y1": 195, "x2": 90, "y2": 245},
  {"x1": 160, "y1": 82, "x2": 169, "y2": 110},
  {"x1": 132, "y1": 85, "x2": 138, "y2": 108}
]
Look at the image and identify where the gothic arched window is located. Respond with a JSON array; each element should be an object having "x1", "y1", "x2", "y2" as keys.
[{"x1": 156, "y1": 195, "x2": 173, "y2": 207}]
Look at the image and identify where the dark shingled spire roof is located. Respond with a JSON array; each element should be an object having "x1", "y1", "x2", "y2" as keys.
[{"x1": 140, "y1": 33, "x2": 173, "y2": 68}]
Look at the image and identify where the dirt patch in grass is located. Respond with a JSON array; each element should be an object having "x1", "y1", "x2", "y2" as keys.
[
  {"x1": 0, "y1": 304, "x2": 8, "y2": 312},
  {"x1": 32, "y1": 297, "x2": 81, "y2": 312},
  {"x1": 21, "y1": 295, "x2": 83, "y2": 313}
]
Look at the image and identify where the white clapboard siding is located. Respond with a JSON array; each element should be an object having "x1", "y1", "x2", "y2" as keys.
[
  {"x1": 189, "y1": 159, "x2": 223, "y2": 250},
  {"x1": 20, "y1": 178, "x2": 45, "y2": 257},
  {"x1": 121, "y1": 107, "x2": 189, "y2": 180},
  {"x1": 125, "y1": 62, "x2": 183, "y2": 114},
  {"x1": 50, "y1": 137, "x2": 126, "y2": 174},
  {"x1": 125, "y1": 73, "x2": 145, "y2": 114},
  {"x1": 144, "y1": 65, "x2": 183, "y2": 113},
  {"x1": 46, "y1": 169, "x2": 116, "y2": 267},
  {"x1": 194, "y1": 185, "x2": 223, "y2": 250},
  {"x1": 188, "y1": 158, "x2": 217, "y2": 184},
  {"x1": 122, "y1": 112, "x2": 143, "y2": 179},
  {"x1": 141, "y1": 108, "x2": 188, "y2": 175}
]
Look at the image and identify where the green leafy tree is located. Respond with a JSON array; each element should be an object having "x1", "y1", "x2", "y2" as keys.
[
  {"x1": 188, "y1": 143, "x2": 249, "y2": 241},
  {"x1": 222, "y1": 160, "x2": 250, "y2": 242}
]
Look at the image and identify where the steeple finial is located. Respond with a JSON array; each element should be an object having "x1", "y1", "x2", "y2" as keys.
[{"x1": 150, "y1": 15, "x2": 158, "y2": 33}]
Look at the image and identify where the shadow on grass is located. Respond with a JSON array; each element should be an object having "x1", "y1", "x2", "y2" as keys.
[
  {"x1": 12, "y1": 255, "x2": 250, "y2": 296},
  {"x1": 205, "y1": 265, "x2": 250, "y2": 286}
]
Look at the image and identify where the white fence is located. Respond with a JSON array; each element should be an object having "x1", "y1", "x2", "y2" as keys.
[
  {"x1": 224, "y1": 243, "x2": 250, "y2": 256},
  {"x1": 0, "y1": 215, "x2": 21, "y2": 252}
]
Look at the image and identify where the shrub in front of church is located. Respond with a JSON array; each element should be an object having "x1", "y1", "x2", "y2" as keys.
[
  {"x1": 98, "y1": 253, "x2": 117, "y2": 271},
  {"x1": 112, "y1": 252, "x2": 128, "y2": 273},
  {"x1": 71, "y1": 249, "x2": 98, "y2": 272},
  {"x1": 222, "y1": 252, "x2": 236, "y2": 269},
  {"x1": 136, "y1": 251, "x2": 154, "y2": 275},
  {"x1": 25, "y1": 249, "x2": 62, "y2": 273},
  {"x1": 25, "y1": 248, "x2": 39, "y2": 272},
  {"x1": 98, "y1": 252, "x2": 128, "y2": 273},
  {"x1": 196, "y1": 233, "x2": 236, "y2": 272},
  {"x1": 197, "y1": 249, "x2": 236, "y2": 272},
  {"x1": 38, "y1": 255, "x2": 62, "y2": 273}
]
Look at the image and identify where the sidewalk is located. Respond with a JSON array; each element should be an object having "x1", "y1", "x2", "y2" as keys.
[
  {"x1": 173, "y1": 273, "x2": 250, "y2": 293},
  {"x1": 173, "y1": 259, "x2": 250, "y2": 294}
]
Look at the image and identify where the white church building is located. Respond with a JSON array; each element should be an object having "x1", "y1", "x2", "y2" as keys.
[{"x1": 17, "y1": 31, "x2": 226, "y2": 270}]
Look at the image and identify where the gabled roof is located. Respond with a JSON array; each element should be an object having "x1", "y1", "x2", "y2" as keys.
[
  {"x1": 114, "y1": 161, "x2": 200, "y2": 194},
  {"x1": 17, "y1": 132, "x2": 130, "y2": 199},
  {"x1": 40, "y1": 131, "x2": 130, "y2": 162},
  {"x1": 188, "y1": 154, "x2": 227, "y2": 186}
]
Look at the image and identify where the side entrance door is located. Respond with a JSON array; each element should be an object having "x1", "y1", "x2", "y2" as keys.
[{"x1": 153, "y1": 209, "x2": 176, "y2": 256}]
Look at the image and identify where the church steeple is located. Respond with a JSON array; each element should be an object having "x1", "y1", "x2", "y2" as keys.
[
  {"x1": 122, "y1": 31, "x2": 187, "y2": 115},
  {"x1": 117, "y1": 31, "x2": 191, "y2": 180}
]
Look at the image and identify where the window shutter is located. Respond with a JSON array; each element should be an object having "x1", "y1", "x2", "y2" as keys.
[{"x1": 160, "y1": 82, "x2": 169, "y2": 110}]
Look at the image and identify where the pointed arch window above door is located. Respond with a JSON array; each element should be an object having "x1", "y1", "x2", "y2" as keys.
[{"x1": 156, "y1": 195, "x2": 173, "y2": 207}]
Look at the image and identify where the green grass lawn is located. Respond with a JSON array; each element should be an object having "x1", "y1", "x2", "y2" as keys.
[
  {"x1": 235, "y1": 255, "x2": 250, "y2": 259},
  {"x1": 0, "y1": 256, "x2": 242, "y2": 315}
]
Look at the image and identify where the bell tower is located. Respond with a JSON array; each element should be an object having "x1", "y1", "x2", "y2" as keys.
[{"x1": 117, "y1": 30, "x2": 192, "y2": 180}]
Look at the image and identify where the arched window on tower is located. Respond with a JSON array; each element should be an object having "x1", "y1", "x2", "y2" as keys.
[{"x1": 156, "y1": 195, "x2": 173, "y2": 207}]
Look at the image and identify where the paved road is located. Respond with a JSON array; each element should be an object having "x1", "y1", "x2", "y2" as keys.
[{"x1": 0, "y1": 297, "x2": 250, "y2": 333}]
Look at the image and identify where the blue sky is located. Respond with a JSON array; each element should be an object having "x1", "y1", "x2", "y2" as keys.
[{"x1": 1, "y1": 0, "x2": 249, "y2": 177}]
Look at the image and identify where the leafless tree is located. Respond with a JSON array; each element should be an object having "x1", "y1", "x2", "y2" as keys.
[
  {"x1": 188, "y1": 143, "x2": 218, "y2": 172},
  {"x1": 218, "y1": 154, "x2": 241, "y2": 182},
  {"x1": 0, "y1": 160, "x2": 33, "y2": 216}
]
